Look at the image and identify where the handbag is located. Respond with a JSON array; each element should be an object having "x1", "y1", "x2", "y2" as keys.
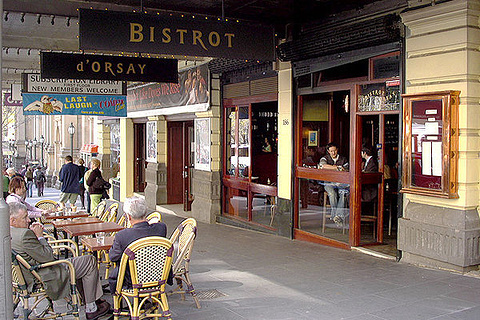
[{"x1": 93, "y1": 176, "x2": 111, "y2": 190}]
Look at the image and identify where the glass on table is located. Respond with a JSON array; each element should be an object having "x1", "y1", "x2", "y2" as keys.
[{"x1": 96, "y1": 232, "x2": 106, "y2": 245}]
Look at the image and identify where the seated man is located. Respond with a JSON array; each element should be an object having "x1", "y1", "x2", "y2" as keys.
[
  {"x1": 361, "y1": 147, "x2": 379, "y2": 202},
  {"x1": 9, "y1": 202, "x2": 110, "y2": 320},
  {"x1": 108, "y1": 196, "x2": 169, "y2": 293},
  {"x1": 318, "y1": 142, "x2": 349, "y2": 226}
]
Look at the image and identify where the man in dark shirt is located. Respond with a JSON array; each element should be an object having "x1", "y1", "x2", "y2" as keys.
[
  {"x1": 318, "y1": 142, "x2": 349, "y2": 226},
  {"x1": 58, "y1": 155, "x2": 81, "y2": 207},
  {"x1": 108, "y1": 197, "x2": 168, "y2": 293}
]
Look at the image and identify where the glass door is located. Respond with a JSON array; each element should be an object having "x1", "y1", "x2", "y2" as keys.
[
  {"x1": 295, "y1": 90, "x2": 353, "y2": 246},
  {"x1": 358, "y1": 115, "x2": 384, "y2": 244}
]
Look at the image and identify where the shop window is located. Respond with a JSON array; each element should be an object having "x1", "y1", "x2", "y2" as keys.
[
  {"x1": 225, "y1": 103, "x2": 278, "y2": 185},
  {"x1": 300, "y1": 92, "x2": 350, "y2": 166}
]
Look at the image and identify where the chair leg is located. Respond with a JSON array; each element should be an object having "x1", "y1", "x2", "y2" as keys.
[{"x1": 184, "y1": 272, "x2": 201, "y2": 309}]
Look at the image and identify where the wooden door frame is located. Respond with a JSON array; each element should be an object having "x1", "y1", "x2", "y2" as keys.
[
  {"x1": 183, "y1": 121, "x2": 194, "y2": 211},
  {"x1": 133, "y1": 122, "x2": 146, "y2": 193}
]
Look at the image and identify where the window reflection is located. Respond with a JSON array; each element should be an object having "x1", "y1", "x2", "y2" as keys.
[{"x1": 298, "y1": 178, "x2": 350, "y2": 243}]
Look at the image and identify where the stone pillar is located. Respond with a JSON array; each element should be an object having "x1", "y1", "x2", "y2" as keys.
[
  {"x1": 277, "y1": 61, "x2": 293, "y2": 200},
  {"x1": 399, "y1": 0, "x2": 480, "y2": 272},
  {"x1": 120, "y1": 118, "x2": 134, "y2": 201},
  {"x1": 190, "y1": 74, "x2": 222, "y2": 223},
  {"x1": 144, "y1": 117, "x2": 168, "y2": 210}
]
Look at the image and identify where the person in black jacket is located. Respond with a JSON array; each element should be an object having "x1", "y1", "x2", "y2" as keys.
[
  {"x1": 77, "y1": 158, "x2": 88, "y2": 209},
  {"x1": 59, "y1": 156, "x2": 81, "y2": 207},
  {"x1": 86, "y1": 158, "x2": 104, "y2": 212}
]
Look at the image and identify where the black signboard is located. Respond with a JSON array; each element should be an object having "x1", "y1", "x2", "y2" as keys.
[
  {"x1": 41, "y1": 52, "x2": 178, "y2": 83},
  {"x1": 79, "y1": 9, "x2": 275, "y2": 61}
]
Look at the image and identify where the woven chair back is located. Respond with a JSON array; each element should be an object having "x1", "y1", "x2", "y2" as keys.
[
  {"x1": 146, "y1": 211, "x2": 162, "y2": 224},
  {"x1": 35, "y1": 200, "x2": 59, "y2": 224},
  {"x1": 11, "y1": 250, "x2": 43, "y2": 292},
  {"x1": 119, "y1": 237, "x2": 173, "y2": 290},
  {"x1": 101, "y1": 203, "x2": 119, "y2": 222},
  {"x1": 170, "y1": 218, "x2": 197, "y2": 273},
  {"x1": 91, "y1": 200, "x2": 107, "y2": 218}
]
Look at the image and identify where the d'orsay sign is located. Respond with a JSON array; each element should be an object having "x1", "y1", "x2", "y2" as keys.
[
  {"x1": 79, "y1": 9, "x2": 275, "y2": 61},
  {"x1": 41, "y1": 52, "x2": 178, "y2": 83}
]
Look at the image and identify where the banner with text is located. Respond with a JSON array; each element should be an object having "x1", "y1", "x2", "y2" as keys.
[
  {"x1": 41, "y1": 52, "x2": 178, "y2": 82},
  {"x1": 79, "y1": 9, "x2": 275, "y2": 61},
  {"x1": 127, "y1": 63, "x2": 208, "y2": 113},
  {"x1": 22, "y1": 93, "x2": 127, "y2": 117},
  {"x1": 22, "y1": 73, "x2": 126, "y2": 95}
]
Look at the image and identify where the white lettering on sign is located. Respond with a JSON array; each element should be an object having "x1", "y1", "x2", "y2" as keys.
[{"x1": 25, "y1": 73, "x2": 123, "y2": 95}]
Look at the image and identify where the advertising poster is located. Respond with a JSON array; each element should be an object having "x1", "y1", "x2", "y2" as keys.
[
  {"x1": 146, "y1": 121, "x2": 157, "y2": 163},
  {"x1": 194, "y1": 118, "x2": 211, "y2": 171},
  {"x1": 22, "y1": 93, "x2": 127, "y2": 117}
]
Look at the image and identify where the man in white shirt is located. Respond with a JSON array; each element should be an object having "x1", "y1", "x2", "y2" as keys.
[{"x1": 318, "y1": 143, "x2": 349, "y2": 226}]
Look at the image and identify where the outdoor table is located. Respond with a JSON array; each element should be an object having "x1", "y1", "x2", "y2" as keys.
[
  {"x1": 62, "y1": 221, "x2": 124, "y2": 243},
  {"x1": 52, "y1": 217, "x2": 102, "y2": 239},
  {"x1": 44, "y1": 211, "x2": 89, "y2": 220},
  {"x1": 81, "y1": 236, "x2": 115, "y2": 252}
]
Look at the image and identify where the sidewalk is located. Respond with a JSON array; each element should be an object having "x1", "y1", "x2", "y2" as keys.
[{"x1": 25, "y1": 187, "x2": 480, "y2": 319}]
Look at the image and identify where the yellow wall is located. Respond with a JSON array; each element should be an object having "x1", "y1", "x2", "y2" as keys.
[
  {"x1": 277, "y1": 62, "x2": 293, "y2": 199},
  {"x1": 401, "y1": 0, "x2": 480, "y2": 211},
  {"x1": 119, "y1": 118, "x2": 134, "y2": 201}
]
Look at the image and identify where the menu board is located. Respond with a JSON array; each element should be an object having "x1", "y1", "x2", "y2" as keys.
[
  {"x1": 402, "y1": 90, "x2": 459, "y2": 198},
  {"x1": 411, "y1": 99, "x2": 443, "y2": 189}
]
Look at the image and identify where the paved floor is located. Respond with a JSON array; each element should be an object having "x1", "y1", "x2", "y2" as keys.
[{"x1": 24, "y1": 187, "x2": 480, "y2": 320}]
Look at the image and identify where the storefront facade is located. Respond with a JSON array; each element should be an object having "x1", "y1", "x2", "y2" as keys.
[
  {"x1": 118, "y1": 63, "x2": 222, "y2": 224},
  {"x1": 218, "y1": 0, "x2": 480, "y2": 272}
]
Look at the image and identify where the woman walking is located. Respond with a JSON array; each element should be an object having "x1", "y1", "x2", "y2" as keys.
[{"x1": 86, "y1": 158, "x2": 105, "y2": 212}]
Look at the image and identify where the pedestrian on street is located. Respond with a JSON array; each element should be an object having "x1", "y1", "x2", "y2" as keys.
[
  {"x1": 58, "y1": 155, "x2": 81, "y2": 208},
  {"x1": 86, "y1": 158, "x2": 105, "y2": 212},
  {"x1": 34, "y1": 166, "x2": 46, "y2": 197},
  {"x1": 25, "y1": 166, "x2": 34, "y2": 197},
  {"x1": 78, "y1": 158, "x2": 88, "y2": 210}
]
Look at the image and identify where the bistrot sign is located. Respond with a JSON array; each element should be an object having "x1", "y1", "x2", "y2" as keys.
[
  {"x1": 41, "y1": 52, "x2": 178, "y2": 82},
  {"x1": 79, "y1": 9, "x2": 275, "y2": 61}
]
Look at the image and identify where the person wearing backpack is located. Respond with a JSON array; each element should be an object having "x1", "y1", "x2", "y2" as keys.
[
  {"x1": 25, "y1": 166, "x2": 34, "y2": 198},
  {"x1": 33, "y1": 166, "x2": 46, "y2": 197}
]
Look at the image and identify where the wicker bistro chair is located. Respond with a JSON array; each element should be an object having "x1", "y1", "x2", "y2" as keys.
[
  {"x1": 100, "y1": 202, "x2": 119, "y2": 223},
  {"x1": 146, "y1": 211, "x2": 162, "y2": 224},
  {"x1": 34, "y1": 200, "x2": 60, "y2": 235},
  {"x1": 168, "y1": 218, "x2": 201, "y2": 309},
  {"x1": 11, "y1": 250, "x2": 80, "y2": 320},
  {"x1": 113, "y1": 236, "x2": 174, "y2": 320},
  {"x1": 90, "y1": 200, "x2": 107, "y2": 219},
  {"x1": 93, "y1": 202, "x2": 120, "y2": 277}
]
